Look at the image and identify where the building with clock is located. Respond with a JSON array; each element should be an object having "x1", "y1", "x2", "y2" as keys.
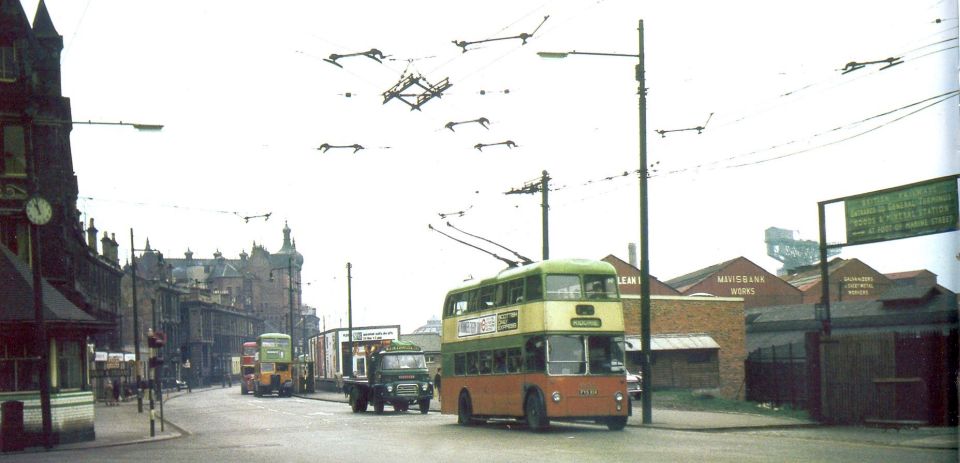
[{"x1": 0, "y1": 0, "x2": 120, "y2": 447}]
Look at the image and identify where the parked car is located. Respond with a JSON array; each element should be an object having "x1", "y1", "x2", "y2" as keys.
[
  {"x1": 626, "y1": 370, "x2": 642, "y2": 400},
  {"x1": 161, "y1": 377, "x2": 187, "y2": 391}
]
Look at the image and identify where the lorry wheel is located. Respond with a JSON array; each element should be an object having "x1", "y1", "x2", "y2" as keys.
[
  {"x1": 241, "y1": 384, "x2": 247, "y2": 395},
  {"x1": 349, "y1": 388, "x2": 363, "y2": 413},
  {"x1": 525, "y1": 391, "x2": 549, "y2": 432},
  {"x1": 418, "y1": 398, "x2": 430, "y2": 414},
  {"x1": 373, "y1": 397, "x2": 384, "y2": 414}
]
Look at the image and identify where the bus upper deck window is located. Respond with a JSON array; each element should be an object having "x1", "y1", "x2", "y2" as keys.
[
  {"x1": 584, "y1": 274, "x2": 618, "y2": 299},
  {"x1": 546, "y1": 274, "x2": 582, "y2": 300},
  {"x1": 525, "y1": 275, "x2": 543, "y2": 301}
]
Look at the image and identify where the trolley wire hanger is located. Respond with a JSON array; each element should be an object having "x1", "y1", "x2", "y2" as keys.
[
  {"x1": 474, "y1": 140, "x2": 517, "y2": 151},
  {"x1": 655, "y1": 113, "x2": 713, "y2": 138},
  {"x1": 444, "y1": 117, "x2": 491, "y2": 132},
  {"x1": 840, "y1": 56, "x2": 903, "y2": 74},
  {"x1": 428, "y1": 224, "x2": 520, "y2": 268},
  {"x1": 324, "y1": 48, "x2": 387, "y2": 68},
  {"x1": 452, "y1": 15, "x2": 550, "y2": 53},
  {"x1": 317, "y1": 143, "x2": 365, "y2": 153}
]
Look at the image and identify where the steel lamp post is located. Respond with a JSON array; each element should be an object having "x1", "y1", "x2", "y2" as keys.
[{"x1": 538, "y1": 19, "x2": 652, "y2": 424}]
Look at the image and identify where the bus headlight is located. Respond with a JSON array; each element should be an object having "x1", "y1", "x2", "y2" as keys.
[
  {"x1": 552, "y1": 391, "x2": 561, "y2": 403},
  {"x1": 615, "y1": 392, "x2": 624, "y2": 402}
]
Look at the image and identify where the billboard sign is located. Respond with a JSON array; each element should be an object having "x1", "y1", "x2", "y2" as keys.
[{"x1": 845, "y1": 177, "x2": 958, "y2": 245}]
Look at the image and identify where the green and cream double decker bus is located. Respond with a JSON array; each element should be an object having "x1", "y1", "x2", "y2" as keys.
[
  {"x1": 254, "y1": 333, "x2": 293, "y2": 397},
  {"x1": 439, "y1": 259, "x2": 629, "y2": 431}
]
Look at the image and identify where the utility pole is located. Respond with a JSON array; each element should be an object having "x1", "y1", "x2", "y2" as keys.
[
  {"x1": 636, "y1": 19, "x2": 653, "y2": 426},
  {"x1": 345, "y1": 263, "x2": 353, "y2": 378},
  {"x1": 130, "y1": 229, "x2": 143, "y2": 413},
  {"x1": 287, "y1": 255, "x2": 295, "y2": 360},
  {"x1": 505, "y1": 170, "x2": 550, "y2": 260}
]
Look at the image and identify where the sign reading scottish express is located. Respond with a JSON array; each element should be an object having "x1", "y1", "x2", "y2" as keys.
[{"x1": 845, "y1": 177, "x2": 958, "y2": 245}]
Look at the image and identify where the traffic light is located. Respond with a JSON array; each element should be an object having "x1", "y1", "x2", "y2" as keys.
[
  {"x1": 148, "y1": 331, "x2": 166, "y2": 369},
  {"x1": 148, "y1": 331, "x2": 166, "y2": 348}
]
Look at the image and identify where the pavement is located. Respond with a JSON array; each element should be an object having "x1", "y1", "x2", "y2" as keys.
[{"x1": 2, "y1": 385, "x2": 955, "y2": 455}]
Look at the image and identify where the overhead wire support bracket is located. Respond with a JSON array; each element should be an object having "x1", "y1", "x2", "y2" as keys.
[
  {"x1": 474, "y1": 140, "x2": 517, "y2": 151},
  {"x1": 655, "y1": 113, "x2": 713, "y2": 138},
  {"x1": 317, "y1": 143, "x2": 365, "y2": 153},
  {"x1": 324, "y1": 48, "x2": 387, "y2": 68},
  {"x1": 840, "y1": 56, "x2": 903, "y2": 74},
  {"x1": 444, "y1": 117, "x2": 491, "y2": 132},
  {"x1": 452, "y1": 15, "x2": 550, "y2": 53},
  {"x1": 239, "y1": 212, "x2": 272, "y2": 223}
]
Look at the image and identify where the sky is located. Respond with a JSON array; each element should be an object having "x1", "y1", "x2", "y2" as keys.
[{"x1": 22, "y1": 0, "x2": 960, "y2": 332}]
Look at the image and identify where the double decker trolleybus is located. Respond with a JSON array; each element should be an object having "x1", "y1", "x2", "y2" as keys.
[
  {"x1": 253, "y1": 333, "x2": 294, "y2": 397},
  {"x1": 440, "y1": 259, "x2": 629, "y2": 431},
  {"x1": 240, "y1": 341, "x2": 258, "y2": 395}
]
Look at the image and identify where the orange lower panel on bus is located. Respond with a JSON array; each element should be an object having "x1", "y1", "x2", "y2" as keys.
[{"x1": 441, "y1": 374, "x2": 628, "y2": 419}]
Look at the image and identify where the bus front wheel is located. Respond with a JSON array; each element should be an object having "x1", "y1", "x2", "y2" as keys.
[
  {"x1": 606, "y1": 416, "x2": 628, "y2": 431},
  {"x1": 457, "y1": 391, "x2": 476, "y2": 426},
  {"x1": 525, "y1": 392, "x2": 550, "y2": 432}
]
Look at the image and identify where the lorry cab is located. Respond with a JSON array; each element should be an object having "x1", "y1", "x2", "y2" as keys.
[{"x1": 347, "y1": 340, "x2": 434, "y2": 414}]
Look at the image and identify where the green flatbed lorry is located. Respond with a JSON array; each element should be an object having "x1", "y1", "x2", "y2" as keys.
[{"x1": 343, "y1": 341, "x2": 434, "y2": 414}]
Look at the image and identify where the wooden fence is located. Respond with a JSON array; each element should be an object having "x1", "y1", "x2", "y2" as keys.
[{"x1": 747, "y1": 330, "x2": 957, "y2": 425}]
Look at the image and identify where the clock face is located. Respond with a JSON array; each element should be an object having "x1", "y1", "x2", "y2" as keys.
[{"x1": 25, "y1": 196, "x2": 53, "y2": 225}]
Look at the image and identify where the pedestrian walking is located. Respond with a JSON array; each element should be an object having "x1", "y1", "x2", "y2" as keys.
[
  {"x1": 112, "y1": 378, "x2": 121, "y2": 405},
  {"x1": 433, "y1": 367, "x2": 442, "y2": 401},
  {"x1": 104, "y1": 380, "x2": 114, "y2": 406}
]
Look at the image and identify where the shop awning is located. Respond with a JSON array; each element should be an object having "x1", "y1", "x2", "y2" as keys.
[{"x1": 624, "y1": 333, "x2": 720, "y2": 351}]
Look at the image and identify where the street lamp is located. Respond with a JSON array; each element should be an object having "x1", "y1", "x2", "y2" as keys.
[
  {"x1": 538, "y1": 19, "x2": 652, "y2": 424},
  {"x1": 72, "y1": 120, "x2": 164, "y2": 131}
]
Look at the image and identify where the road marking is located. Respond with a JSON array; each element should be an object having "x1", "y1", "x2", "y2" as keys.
[{"x1": 308, "y1": 411, "x2": 333, "y2": 416}]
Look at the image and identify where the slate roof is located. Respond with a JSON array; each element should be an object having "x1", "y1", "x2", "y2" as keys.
[
  {"x1": 666, "y1": 259, "x2": 737, "y2": 293},
  {"x1": 0, "y1": 244, "x2": 96, "y2": 323},
  {"x1": 665, "y1": 257, "x2": 739, "y2": 292},
  {"x1": 745, "y1": 291, "x2": 957, "y2": 333}
]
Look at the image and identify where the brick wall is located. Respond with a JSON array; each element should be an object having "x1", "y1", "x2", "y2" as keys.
[{"x1": 623, "y1": 295, "x2": 746, "y2": 400}]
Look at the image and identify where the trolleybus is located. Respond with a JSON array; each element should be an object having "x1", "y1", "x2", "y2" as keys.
[
  {"x1": 253, "y1": 333, "x2": 293, "y2": 397},
  {"x1": 440, "y1": 258, "x2": 630, "y2": 431}
]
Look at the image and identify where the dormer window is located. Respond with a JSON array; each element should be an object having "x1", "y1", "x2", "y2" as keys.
[{"x1": 0, "y1": 47, "x2": 17, "y2": 82}]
